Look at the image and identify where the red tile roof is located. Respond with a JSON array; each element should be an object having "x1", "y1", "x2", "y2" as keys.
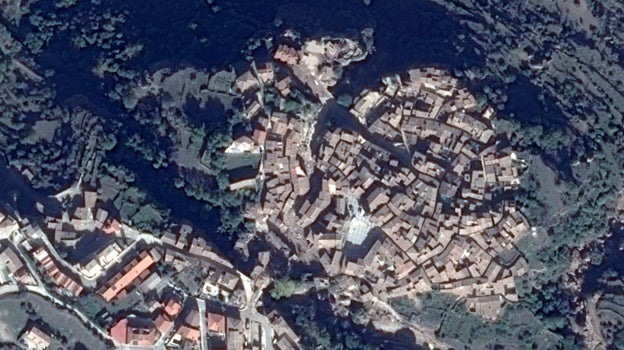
[
  {"x1": 110, "y1": 318, "x2": 128, "y2": 344},
  {"x1": 101, "y1": 254, "x2": 155, "y2": 302},
  {"x1": 207, "y1": 312, "x2": 226, "y2": 335}
]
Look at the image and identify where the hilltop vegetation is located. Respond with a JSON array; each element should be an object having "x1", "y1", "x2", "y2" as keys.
[{"x1": 1, "y1": 0, "x2": 623, "y2": 348}]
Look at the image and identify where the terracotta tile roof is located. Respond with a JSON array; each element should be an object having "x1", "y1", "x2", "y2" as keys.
[
  {"x1": 163, "y1": 298, "x2": 182, "y2": 317},
  {"x1": 110, "y1": 318, "x2": 128, "y2": 343},
  {"x1": 101, "y1": 254, "x2": 155, "y2": 302},
  {"x1": 207, "y1": 312, "x2": 226, "y2": 335}
]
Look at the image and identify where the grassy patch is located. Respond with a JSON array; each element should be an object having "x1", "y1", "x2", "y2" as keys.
[{"x1": 0, "y1": 292, "x2": 113, "y2": 349}]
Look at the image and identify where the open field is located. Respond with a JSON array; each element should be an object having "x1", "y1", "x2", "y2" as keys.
[{"x1": 0, "y1": 292, "x2": 113, "y2": 350}]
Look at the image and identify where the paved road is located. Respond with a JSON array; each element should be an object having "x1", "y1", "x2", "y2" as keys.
[
  {"x1": 52, "y1": 175, "x2": 83, "y2": 202},
  {"x1": 237, "y1": 270, "x2": 274, "y2": 350},
  {"x1": 238, "y1": 272, "x2": 254, "y2": 310},
  {"x1": 13, "y1": 239, "x2": 44, "y2": 286},
  {"x1": 240, "y1": 307, "x2": 274, "y2": 350},
  {"x1": 197, "y1": 298, "x2": 208, "y2": 350},
  {"x1": 0, "y1": 284, "x2": 19, "y2": 297},
  {"x1": 23, "y1": 225, "x2": 97, "y2": 287}
]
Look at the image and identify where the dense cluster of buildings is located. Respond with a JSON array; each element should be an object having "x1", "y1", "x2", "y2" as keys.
[
  {"x1": 0, "y1": 184, "x2": 302, "y2": 350},
  {"x1": 0, "y1": 33, "x2": 536, "y2": 350},
  {"x1": 273, "y1": 38, "x2": 367, "y2": 103},
  {"x1": 267, "y1": 310, "x2": 303, "y2": 350},
  {"x1": 32, "y1": 246, "x2": 84, "y2": 296},
  {"x1": 0, "y1": 241, "x2": 35, "y2": 285},
  {"x1": 99, "y1": 248, "x2": 160, "y2": 302},
  {"x1": 236, "y1": 46, "x2": 531, "y2": 321},
  {"x1": 0, "y1": 212, "x2": 36, "y2": 286},
  {"x1": 107, "y1": 294, "x2": 297, "y2": 350},
  {"x1": 162, "y1": 229, "x2": 247, "y2": 308},
  {"x1": 107, "y1": 294, "x2": 234, "y2": 349}
]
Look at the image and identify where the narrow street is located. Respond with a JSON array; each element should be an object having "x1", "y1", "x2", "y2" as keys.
[
  {"x1": 238, "y1": 271, "x2": 274, "y2": 350},
  {"x1": 23, "y1": 225, "x2": 95, "y2": 287},
  {"x1": 197, "y1": 298, "x2": 209, "y2": 350},
  {"x1": 239, "y1": 307, "x2": 274, "y2": 350}
]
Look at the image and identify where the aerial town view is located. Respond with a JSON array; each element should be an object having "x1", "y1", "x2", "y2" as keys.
[{"x1": 0, "y1": 0, "x2": 623, "y2": 350}]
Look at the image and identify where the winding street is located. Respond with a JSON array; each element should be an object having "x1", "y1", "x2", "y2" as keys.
[
  {"x1": 21, "y1": 224, "x2": 96, "y2": 288},
  {"x1": 237, "y1": 271, "x2": 274, "y2": 350}
]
